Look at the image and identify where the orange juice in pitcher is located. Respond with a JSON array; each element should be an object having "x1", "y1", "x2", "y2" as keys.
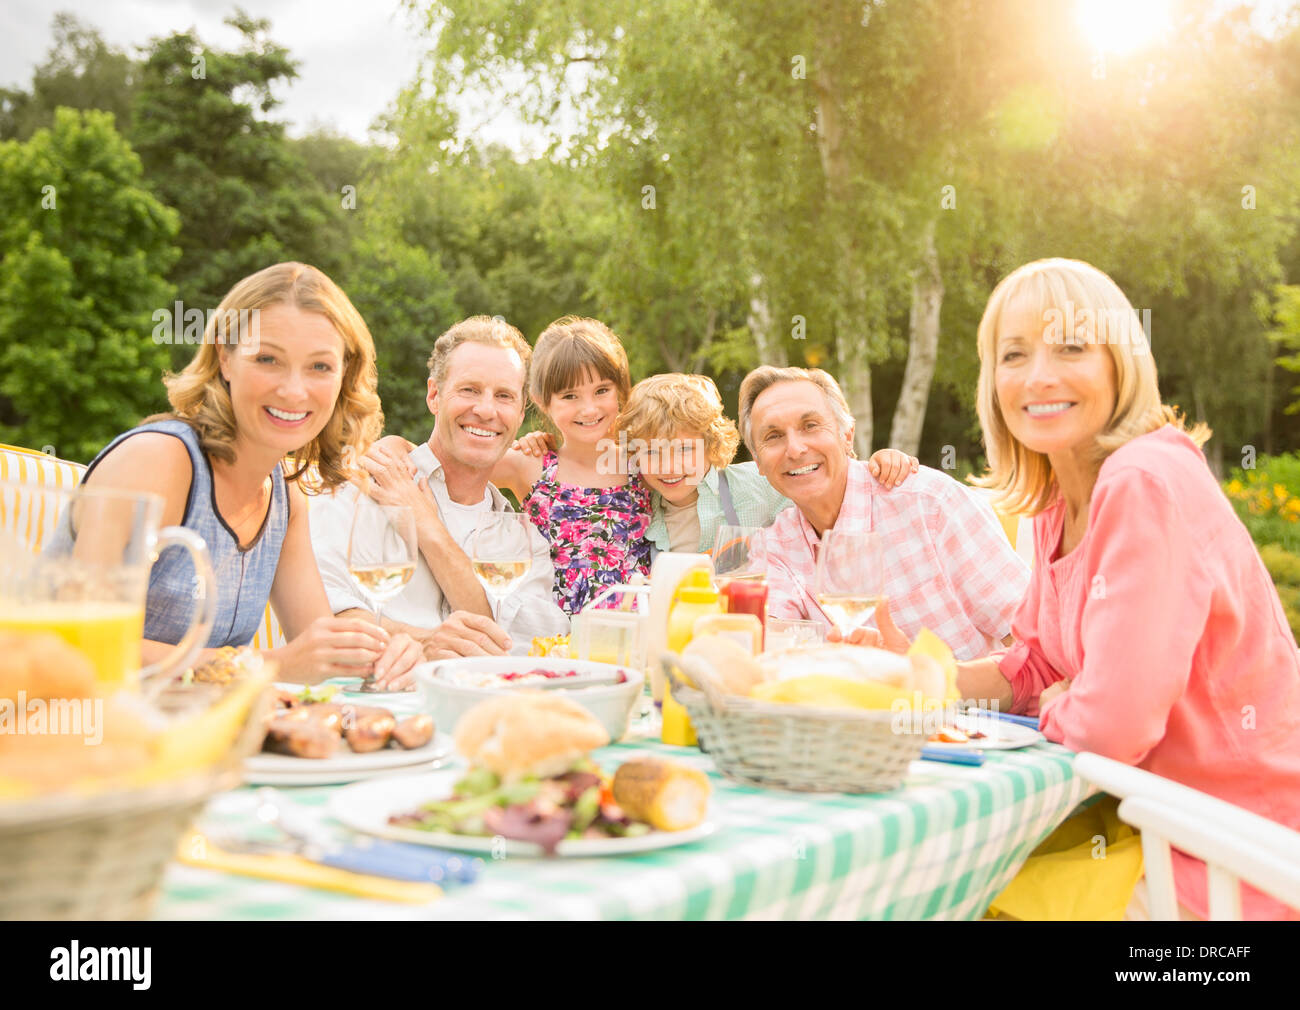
[{"x1": 0, "y1": 601, "x2": 145, "y2": 688}]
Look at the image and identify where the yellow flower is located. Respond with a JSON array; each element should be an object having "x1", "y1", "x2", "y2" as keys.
[{"x1": 1276, "y1": 484, "x2": 1289, "y2": 501}]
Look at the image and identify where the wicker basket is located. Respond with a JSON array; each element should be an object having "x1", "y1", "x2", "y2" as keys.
[
  {"x1": 662, "y1": 653, "x2": 926, "y2": 793},
  {"x1": 0, "y1": 681, "x2": 270, "y2": 920}
]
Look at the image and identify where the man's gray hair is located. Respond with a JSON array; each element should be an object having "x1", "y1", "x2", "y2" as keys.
[{"x1": 737, "y1": 366, "x2": 857, "y2": 458}]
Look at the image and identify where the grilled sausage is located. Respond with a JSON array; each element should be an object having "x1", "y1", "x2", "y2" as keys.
[
  {"x1": 342, "y1": 705, "x2": 397, "y2": 753},
  {"x1": 392, "y1": 714, "x2": 435, "y2": 750},
  {"x1": 264, "y1": 717, "x2": 341, "y2": 759}
]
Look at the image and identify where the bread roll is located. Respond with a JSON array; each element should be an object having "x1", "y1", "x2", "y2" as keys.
[
  {"x1": 453, "y1": 694, "x2": 610, "y2": 780},
  {"x1": 683, "y1": 635, "x2": 767, "y2": 695},
  {"x1": 0, "y1": 632, "x2": 98, "y2": 702}
]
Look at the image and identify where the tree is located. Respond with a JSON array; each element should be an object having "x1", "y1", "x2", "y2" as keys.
[
  {"x1": 131, "y1": 12, "x2": 346, "y2": 346},
  {"x1": 0, "y1": 13, "x2": 138, "y2": 142},
  {"x1": 0, "y1": 108, "x2": 179, "y2": 460}
]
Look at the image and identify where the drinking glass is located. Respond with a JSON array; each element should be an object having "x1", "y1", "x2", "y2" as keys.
[
  {"x1": 347, "y1": 501, "x2": 417, "y2": 692},
  {"x1": 470, "y1": 512, "x2": 533, "y2": 606},
  {"x1": 813, "y1": 529, "x2": 885, "y2": 639},
  {"x1": 711, "y1": 524, "x2": 767, "y2": 590}
]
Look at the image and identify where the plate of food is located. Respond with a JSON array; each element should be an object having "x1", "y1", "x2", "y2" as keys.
[
  {"x1": 329, "y1": 694, "x2": 716, "y2": 857},
  {"x1": 243, "y1": 684, "x2": 453, "y2": 785},
  {"x1": 925, "y1": 711, "x2": 1043, "y2": 750}
]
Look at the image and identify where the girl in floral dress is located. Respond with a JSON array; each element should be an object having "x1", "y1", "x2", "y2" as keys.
[{"x1": 491, "y1": 316, "x2": 651, "y2": 614}]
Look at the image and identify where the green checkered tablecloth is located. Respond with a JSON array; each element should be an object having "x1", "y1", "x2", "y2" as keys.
[{"x1": 155, "y1": 683, "x2": 1095, "y2": 921}]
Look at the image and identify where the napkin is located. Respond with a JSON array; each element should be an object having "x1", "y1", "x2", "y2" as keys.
[{"x1": 177, "y1": 832, "x2": 442, "y2": 904}]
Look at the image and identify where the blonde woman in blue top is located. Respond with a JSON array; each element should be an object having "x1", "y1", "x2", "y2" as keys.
[
  {"x1": 517, "y1": 373, "x2": 918, "y2": 554},
  {"x1": 77, "y1": 262, "x2": 422, "y2": 683}
]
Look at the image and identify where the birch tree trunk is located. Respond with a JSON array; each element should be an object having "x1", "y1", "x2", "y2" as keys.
[
  {"x1": 889, "y1": 219, "x2": 943, "y2": 456},
  {"x1": 747, "y1": 273, "x2": 788, "y2": 367},
  {"x1": 813, "y1": 52, "x2": 872, "y2": 456}
]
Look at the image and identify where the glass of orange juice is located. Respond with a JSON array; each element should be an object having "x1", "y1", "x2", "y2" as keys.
[{"x1": 0, "y1": 479, "x2": 215, "y2": 690}]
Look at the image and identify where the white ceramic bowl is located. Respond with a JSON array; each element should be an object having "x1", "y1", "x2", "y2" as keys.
[{"x1": 414, "y1": 657, "x2": 644, "y2": 743}]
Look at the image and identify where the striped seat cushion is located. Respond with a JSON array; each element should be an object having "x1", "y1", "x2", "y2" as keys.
[{"x1": 0, "y1": 442, "x2": 290, "y2": 650}]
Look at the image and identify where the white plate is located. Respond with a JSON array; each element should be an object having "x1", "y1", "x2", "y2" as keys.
[
  {"x1": 244, "y1": 760, "x2": 449, "y2": 787},
  {"x1": 926, "y1": 712, "x2": 1044, "y2": 750},
  {"x1": 329, "y1": 769, "x2": 718, "y2": 857},
  {"x1": 245, "y1": 731, "x2": 454, "y2": 779}
]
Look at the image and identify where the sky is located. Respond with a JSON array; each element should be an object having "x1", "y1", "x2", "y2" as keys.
[{"x1": 0, "y1": 0, "x2": 436, "y2": 142}]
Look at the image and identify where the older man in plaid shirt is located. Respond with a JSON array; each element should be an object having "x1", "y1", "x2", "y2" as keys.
[{"x1": 739, "y1": 366, "x2": 1028, "y2": 661}]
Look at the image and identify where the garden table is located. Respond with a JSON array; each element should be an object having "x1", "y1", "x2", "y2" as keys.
[{"x1": 155, "y1": 685, "x2": 1096, "y2": 920}]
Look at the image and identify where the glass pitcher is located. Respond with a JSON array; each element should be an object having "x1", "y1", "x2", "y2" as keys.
[{"x1": 0, "y1": 478, "x2": 215, "y2": 689}]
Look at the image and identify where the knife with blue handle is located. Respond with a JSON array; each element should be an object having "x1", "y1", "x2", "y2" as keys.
[
  {"x1": 920, "y1": 746, "x2": 985, "y2": 767},
  {"x1": 960, "y1": 706, "x2": 1040, "y2": 730},
  {"x1": 310, "y1": 838, "x2": 483, "y2": 885}
]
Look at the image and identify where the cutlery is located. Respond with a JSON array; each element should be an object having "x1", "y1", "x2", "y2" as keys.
[
  {"x1": 920, "y1": 746, "x2": 985, "y2": 767},
  {"x1": 253, "y1": 788, "x2": 482, "y2": 884}
]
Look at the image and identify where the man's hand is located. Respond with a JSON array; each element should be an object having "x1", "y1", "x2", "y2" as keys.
[
  {"x1": 412, "y1": 611, "x2": 513, "y2": 661},
  {"x1": 825, "y1": 597, "x2": 911, "y2": 654}
]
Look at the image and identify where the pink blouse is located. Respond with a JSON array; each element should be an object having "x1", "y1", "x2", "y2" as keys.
[{"x1": 997, "y1": 426, "x2": 1300, "y2": 920}]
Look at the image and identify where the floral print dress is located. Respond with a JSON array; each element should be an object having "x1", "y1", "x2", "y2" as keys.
[{"x1": 522, "y1": 451, "x2": 652, "y2": 615}]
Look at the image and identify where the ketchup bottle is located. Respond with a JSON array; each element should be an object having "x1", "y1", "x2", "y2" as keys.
[{"x1": 720, "y1": 578, "x2": 768, "y2": 648}]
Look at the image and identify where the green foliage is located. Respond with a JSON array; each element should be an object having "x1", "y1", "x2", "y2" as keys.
[
  {"x1": 1271, "y1": 285, "x2": 1300, "y2": 412},
  {"x1": 1224, "y1": 452, "x2": 1300, "y2": 553},
  {"x1": 130, "y1": 13, "x2": 347, "y2": 346},
  {"x1": 0, "y1": 108, "x2": 178, "y2": 461},
  {"x1": 342, "y1": 236, "x2": 461, "y2": 443},
  {"x1": 0, "y1": 13, "x2": 137, "y2": 141}
]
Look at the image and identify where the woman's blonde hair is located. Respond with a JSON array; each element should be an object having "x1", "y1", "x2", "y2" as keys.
[
  {"x1": 737, "y1": 366, "x2": 857, "y2": 459},
  {"x1": 971, "y1": 257, "x2": 1209, "y2": 515},
  {"x1": 614, "y1": 374, "x2": 741, "y2": 468},
  {"x1": 153, "y1": 262, "x2": 382, "y2": 493},
  {"x1": 530, "y1": 316, "x2": 632, "y2": 418}
]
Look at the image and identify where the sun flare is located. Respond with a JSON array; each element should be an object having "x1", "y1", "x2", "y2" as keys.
[{"x1": 1077, "y1": 0, "x2": 1173, "y2": 56}]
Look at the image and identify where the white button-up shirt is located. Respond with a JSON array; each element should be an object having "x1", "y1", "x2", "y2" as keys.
[{"x1": 309, "y1": 443, "x2": 569, "y2": 653}]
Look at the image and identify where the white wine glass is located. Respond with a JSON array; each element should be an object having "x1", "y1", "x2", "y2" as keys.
[
  {"x1": 347, "y1": 501, "x2": 417, "y2": 693},
  {"x1": 470, "y1": 512, "x2": 534, "y2": 606},
  {"x1": 813, "y1": 529, "x2": 885, "y2": 640}
]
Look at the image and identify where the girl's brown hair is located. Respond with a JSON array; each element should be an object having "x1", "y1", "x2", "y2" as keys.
[{"x1": 529, "y1": 316, "x2": 632, "y2": 416}]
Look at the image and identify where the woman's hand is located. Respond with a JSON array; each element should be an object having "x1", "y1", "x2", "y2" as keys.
[
  {"x1": 1039, "y1": 678, "x2": 1071, "y2": 708},
  {"x1": 368, "y1": 631, "x2": 425, "y2": 691},
  {"x1": 868, "y1": 448, "x2": 919, "y2": 489},
  {"x1": 270, "y1": 615, "x2": 390, "y2": 682},
  {"x1": 824, "y1": 598, "x2": 911, "y2": 654},
  {"x1": 511, "y1": 430, "x2": 555, "y2": 457}
]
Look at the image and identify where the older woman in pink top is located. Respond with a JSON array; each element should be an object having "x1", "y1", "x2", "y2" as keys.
[
  {"x1": 959, "y1": 257, "x2": 1300, "y2": 920},
  {"x1": 866, "y1": 258, "x2": 1300, "y2": 917}
]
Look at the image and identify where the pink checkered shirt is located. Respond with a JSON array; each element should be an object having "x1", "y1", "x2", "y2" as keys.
[{"x1": 761, "y1": 459, "x2": 1029, "y2": 660}]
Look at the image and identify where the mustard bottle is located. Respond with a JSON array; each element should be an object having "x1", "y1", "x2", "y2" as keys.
[{"x1": 662, "y1": 578, "x2": 723, "y2": 746}]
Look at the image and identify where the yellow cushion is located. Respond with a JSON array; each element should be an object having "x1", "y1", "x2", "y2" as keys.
[{"x1": 0, "y1": 444, "x2": 88, "y2": 553}]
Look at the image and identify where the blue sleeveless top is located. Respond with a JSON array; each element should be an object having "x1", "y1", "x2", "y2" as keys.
[{"x1": 79, "y1": 419, "x2": 289, "y2": 648}]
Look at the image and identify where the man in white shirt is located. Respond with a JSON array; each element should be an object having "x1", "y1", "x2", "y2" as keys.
[{"x1": 310, "y1": 316, "x2": 568, "y2": 688}]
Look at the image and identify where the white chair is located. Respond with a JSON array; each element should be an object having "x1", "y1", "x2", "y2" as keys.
[{"x1": 1074, "y1": 752, "x2": 1300, "y2": 920}]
